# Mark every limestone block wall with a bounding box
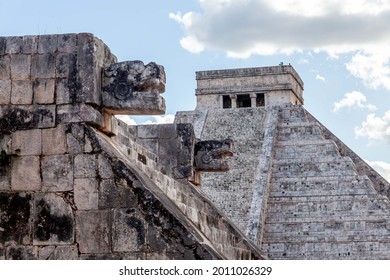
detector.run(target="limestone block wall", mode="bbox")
[0,33,265,260]
[262,106,390,259]
[110,117,266,260]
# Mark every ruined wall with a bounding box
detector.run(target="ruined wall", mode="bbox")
[109,117,265,259]
[0,33,264,260]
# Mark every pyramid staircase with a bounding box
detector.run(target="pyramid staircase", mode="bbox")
[262,106,390,259]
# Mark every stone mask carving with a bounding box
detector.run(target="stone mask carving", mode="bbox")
[194,139,233,171]
[102,60,166,115]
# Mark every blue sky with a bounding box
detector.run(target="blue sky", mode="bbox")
[1,0,389,180]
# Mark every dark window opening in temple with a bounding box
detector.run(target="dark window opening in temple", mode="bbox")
[222,95,232,108]
[237,94,251,108]
[256,93,265,107]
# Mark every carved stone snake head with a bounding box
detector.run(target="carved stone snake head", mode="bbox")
[102,61,166,115]
[193,139,233,172]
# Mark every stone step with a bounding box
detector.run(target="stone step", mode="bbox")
[262,227,390,243]
[264,208,390,223]
[270,177,378,197]
[266,196,390,214]
[271,174,359,183]
[279,107,308,121]
[274,139,340,158]
[264,219,388,236]
[272,156,355,165]
[276,122,324,141]
[271,157,358,178]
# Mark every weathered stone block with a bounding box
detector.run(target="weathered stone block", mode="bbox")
[38,245,78,260]
[98,154,114,179]
[67,134,83,154]
[137,125,158,138]
[33,193,74,245]
[74,178,98,210]
[57,34,77,53]
[139,139,158,155]
[6,246,37,260]
[56,53,76,78]
[158,124,177,139]
[38,34,57,53]
[0,55,10,79]
[77,33,100,105]
[98,179,117,208]
[33,79,55,104]
[158,137,178,172]
[42,125,67,155]
[11,156,41,191]
[66,124,84,154]
[56,78,71,104]
[0,192,31,244]
[42,155,73,192]
[76,210,111,254]
[6,36,22,53]
[33,105,56,128]
[112,208,145,252]
[0,172,10,191]
[0,80,11,104]
[74,154,96,178]
[98,179,137,209]
[1,105,56,130]
[57,104,103,126]
[12,129,41,156]
[0,37,6,55]
[22,36,38,53]
[31,54,55,79]
[10,54,30,79]
[11,80,33,105]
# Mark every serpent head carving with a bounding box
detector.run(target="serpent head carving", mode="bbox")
[102,60,166,115]
[194,139,233,171]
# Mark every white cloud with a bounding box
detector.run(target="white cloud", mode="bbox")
[115,115,137,125]
[171,0,390,56]
[346,51,390,90]
[143,115,175,125]
[355,110,390,142]
[171,0,390,88]
[115,114,175,125]
[333,91,377,112]
[365,160,390,182]
[315,74,326,82]
[298,58,309,65]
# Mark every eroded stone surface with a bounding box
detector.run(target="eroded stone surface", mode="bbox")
[11,156,41,191]
[76,210,111,254]
[0,193,31,244]
[41,155,73,191]
[33,193,74,245]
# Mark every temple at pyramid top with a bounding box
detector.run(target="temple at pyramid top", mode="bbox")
[195,64,304,110]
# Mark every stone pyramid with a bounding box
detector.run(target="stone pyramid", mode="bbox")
[0,33,389,259]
